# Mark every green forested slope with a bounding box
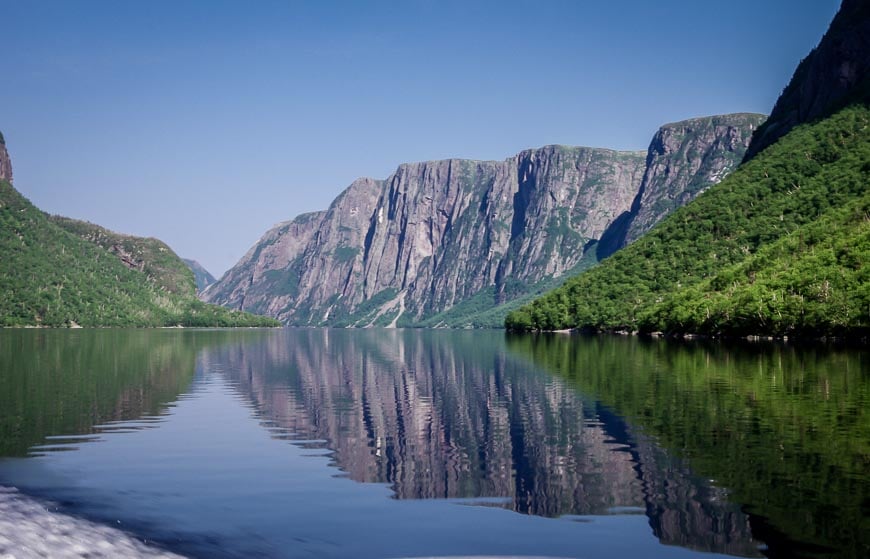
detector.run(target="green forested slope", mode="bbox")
[50,216,198,298]
[0,180,278,327]
[506,105,870,337]
[645,193,869,337]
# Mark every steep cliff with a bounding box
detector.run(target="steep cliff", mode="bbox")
[205,114,762,326]
[0,133,12,184]
[599,113,765,256]
[743,0,870,161]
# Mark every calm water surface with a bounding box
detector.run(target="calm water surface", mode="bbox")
[0,329,866,558]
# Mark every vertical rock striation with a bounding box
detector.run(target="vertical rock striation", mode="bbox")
[204,113,764,326]
[0,132,12,184]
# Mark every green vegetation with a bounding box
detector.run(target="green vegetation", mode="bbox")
[333,245,360,262]
[412,249,601,328]
[330,287,399,327]
[52,216,197,297]
[646,194,870,337]
[507,105,870,338]
[0,180,279,327]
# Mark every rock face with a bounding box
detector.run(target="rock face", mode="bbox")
[0,132,12,184]
[204,114,764,326]
[601,113,767,253]
[744,0,870,161]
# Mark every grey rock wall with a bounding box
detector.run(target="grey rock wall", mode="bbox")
[204,114,764,326]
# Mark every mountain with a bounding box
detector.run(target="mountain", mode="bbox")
[0,137,279,327]
[203,113,764,327]
[506,1,869,339]
[743,0,870,161]
[204,147,648,326]
[599,113,767,256]
[182,259,217,292]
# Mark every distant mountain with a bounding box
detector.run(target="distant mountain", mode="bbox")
[203,113,763,327]
[0,136,278,327]
[507,0,869,339]
[182,259,217,292]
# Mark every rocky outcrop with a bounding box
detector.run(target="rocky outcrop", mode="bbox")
[204,114,763,326]
[744,0,870,161]
[0,132,12,184]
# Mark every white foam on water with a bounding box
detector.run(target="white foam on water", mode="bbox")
[0,486,183,559]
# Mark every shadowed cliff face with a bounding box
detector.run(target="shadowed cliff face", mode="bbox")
[744,0,870,161]
[204,114,763,326]
[0,134,12,184]
[203,329,760,557]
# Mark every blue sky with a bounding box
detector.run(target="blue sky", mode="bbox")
[1,0,841,277]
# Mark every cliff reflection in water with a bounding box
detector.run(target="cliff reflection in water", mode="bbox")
[203,329,760,557]
[508,334,869,559]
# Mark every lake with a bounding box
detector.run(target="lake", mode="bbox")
[0,329,866,558]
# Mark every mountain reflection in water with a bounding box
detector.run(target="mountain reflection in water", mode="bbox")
[1,329,864,559]
[204,329,760,557]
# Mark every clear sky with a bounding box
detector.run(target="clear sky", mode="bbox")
[1,0,841,277]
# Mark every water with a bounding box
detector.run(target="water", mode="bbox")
[0,329,866,559]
